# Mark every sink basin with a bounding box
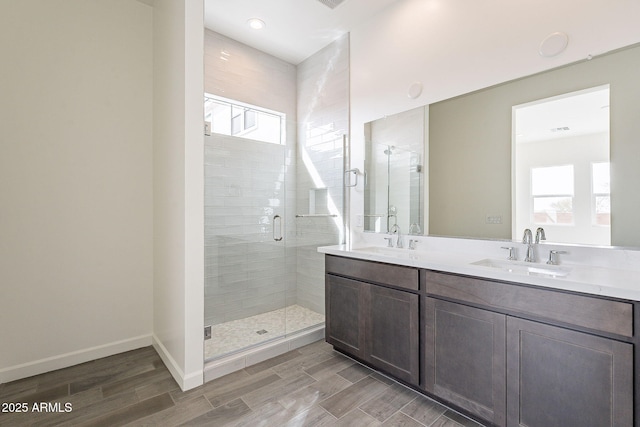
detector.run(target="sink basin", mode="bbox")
[471,258,571,278]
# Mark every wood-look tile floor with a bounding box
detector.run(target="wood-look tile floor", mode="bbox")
[0,341,486,427]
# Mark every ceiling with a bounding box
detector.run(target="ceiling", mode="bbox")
[515,86,610,144]
[203,0,400,64]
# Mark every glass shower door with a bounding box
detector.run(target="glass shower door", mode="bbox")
[204,132,288,361]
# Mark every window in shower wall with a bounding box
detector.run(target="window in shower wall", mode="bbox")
[204,94,285,145]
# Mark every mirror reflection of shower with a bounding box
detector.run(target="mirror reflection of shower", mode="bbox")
[364,141,423,233]
[363,106,426,235]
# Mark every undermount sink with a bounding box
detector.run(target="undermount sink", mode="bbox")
[471,258,571,278]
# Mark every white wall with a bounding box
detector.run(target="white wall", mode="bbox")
[152,0,205,391]
[0,0,154,383]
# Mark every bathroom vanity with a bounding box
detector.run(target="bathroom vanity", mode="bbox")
[321,245,640,427]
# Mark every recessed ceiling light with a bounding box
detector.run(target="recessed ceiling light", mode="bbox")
[247,18,265,30]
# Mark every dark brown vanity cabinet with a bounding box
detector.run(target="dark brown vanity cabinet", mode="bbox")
[425,269,635,427]
[506,317,633,427]
[424,298,506,426]
[367,283,419,384]
[325,255,420,385]
[326,256,636,427]
[325,274,366,359]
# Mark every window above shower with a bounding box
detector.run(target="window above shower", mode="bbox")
[204,93,286,145]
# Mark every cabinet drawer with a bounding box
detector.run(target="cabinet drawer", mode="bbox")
[424,270,633,338]
[326,255,419,291]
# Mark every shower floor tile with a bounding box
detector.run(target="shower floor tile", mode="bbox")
[205,305,325,360]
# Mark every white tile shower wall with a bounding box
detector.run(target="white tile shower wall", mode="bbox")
[204,30,296,116]
[295,34,350,315]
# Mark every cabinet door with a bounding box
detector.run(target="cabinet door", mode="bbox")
[366,285,420,385]
[506,317,633,427]
[424,298,506,426]
[325,275,366,359]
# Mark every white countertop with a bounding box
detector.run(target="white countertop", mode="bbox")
[319,243,640,301]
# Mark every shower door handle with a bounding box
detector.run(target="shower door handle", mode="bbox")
[273,215,283,241]
[344,168,360,188]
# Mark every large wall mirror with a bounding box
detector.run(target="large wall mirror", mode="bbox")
[364,43,640,248]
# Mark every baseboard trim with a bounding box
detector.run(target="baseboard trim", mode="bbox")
[152,334,203,391]
[0,334,153,384]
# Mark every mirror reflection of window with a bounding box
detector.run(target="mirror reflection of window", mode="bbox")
[531,165,574,225]
[592,162,611,226]
[514,85,610,246]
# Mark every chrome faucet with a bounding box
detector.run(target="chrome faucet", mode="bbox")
[522,228,535,262]
[389,224,403,248]
[535,227,546,244]
[547,249,567,265]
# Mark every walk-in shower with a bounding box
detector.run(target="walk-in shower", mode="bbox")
[203,96,346,362]
[201,28,349,375]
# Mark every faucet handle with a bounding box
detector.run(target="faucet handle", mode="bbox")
[384,237,393,248]
[547,250,567,265]
[408,239,418,250]
[501,246,517,260]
